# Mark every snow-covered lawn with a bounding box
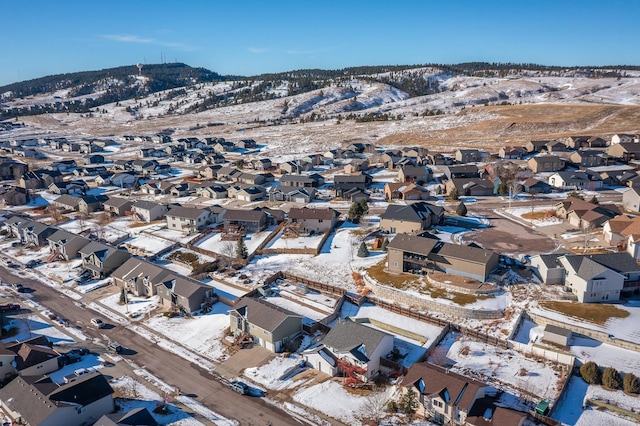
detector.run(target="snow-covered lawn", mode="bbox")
[47,354,105,384]
[293,380,397,425]
[506,206,563,227]
[101,293,159,319]
[2,314,76,345]
[429,332,563,404]
[244,355,308,391]
[195,226,276,255]
[123,233,175,256]
[530,301,640,345]
[112,376,236,426]
[144,303,231,361]
[266,231,325,250]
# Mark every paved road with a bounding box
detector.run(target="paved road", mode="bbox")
[0,267,307,426]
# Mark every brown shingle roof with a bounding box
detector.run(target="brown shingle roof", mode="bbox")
[288,207,338,220]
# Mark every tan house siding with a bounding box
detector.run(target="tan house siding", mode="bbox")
[379,218,424,234]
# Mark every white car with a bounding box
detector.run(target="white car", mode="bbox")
[90,318,105,329]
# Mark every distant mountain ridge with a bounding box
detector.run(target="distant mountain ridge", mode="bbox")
[1,62,640,122]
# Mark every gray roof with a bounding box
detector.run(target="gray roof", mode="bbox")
[380,202,443,223]
[431,242,498,266]
[544,324,572,338]
[0,376,57,425]
[47,228,91,246]
[53,194,81,207]
[288,207,338,220]
[103,196,133,208]
[131,200,164,211]
[167,206,208,220]
[233,298,301,332]
[387,234,439,256]
[534,254,563,269]
[223,208,266,222]
[112,257,168,283]
[157,274,211,299]
[560,255,610,279]
[323,319,392,362]
[580,252,640,274]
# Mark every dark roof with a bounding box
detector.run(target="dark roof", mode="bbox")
[380,202,444,223]
[322,320,392,362]
[53,194,81,207]
[103,196,133,208]
[167,206,208,219]
[387,234,439,256]
[96,407,159,426]
[288,207,338,220]
[49,372,114,407]
[403,363,485,411]
[223,208,266,222]
[232,298,301,332]
[131,200,164,210]
[544,324,572,338]
[560,255,611,279]
[533,254,562,269]
[584,252,640,274]
[0,376,58,425]
[431,242,498,266]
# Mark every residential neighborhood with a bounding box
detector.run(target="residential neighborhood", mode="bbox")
[1,72,640,425]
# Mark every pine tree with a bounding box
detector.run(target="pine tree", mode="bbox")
[602,367,622,390]
[381,237,389,252]
[580,361,601,385]
[236,238,248,259]
[119,287,128,305]
[357,242,370,258]
[449,187,459,201]
[623,372,640,394]
[399,388,418,419]
[589,195,599,204]
[456,202,468,217]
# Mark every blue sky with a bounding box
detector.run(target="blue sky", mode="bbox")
[2,0,639,86]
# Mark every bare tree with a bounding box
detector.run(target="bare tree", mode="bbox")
[362,390,391,424]
[219,241,236,270]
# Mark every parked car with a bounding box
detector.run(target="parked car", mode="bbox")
[63,367,91,383]
[24,259,39,268]
[229,381,249,395]
[107,341,122,353]
[0,303,20,312]
[91,318,106,328]
[11,283,25,293]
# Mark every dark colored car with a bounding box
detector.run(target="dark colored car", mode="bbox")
[12,283,25,293]
[0,303,20,312]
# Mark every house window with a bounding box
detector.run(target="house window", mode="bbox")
[433,399,443,408]
[318,219,323,223]
[180,217,185,222]
[393,262,398,267]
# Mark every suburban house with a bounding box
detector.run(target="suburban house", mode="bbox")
[130,200,169,223]
[112,257,167,297]
[228,184,267,202]
[47,180,87,196]
[47,229,92,261]
[383,182,430,201]
[5,216,32,241]
[398,165,432,184]
[525,140,549,153]
[622,188,640,213]
[306,319,394,382]
[268,185,316,203]
[2,336,60,376]
[611,134,638,144]
[498,146,527,159]
[103,197,133,216]
[602,215,640,260]
[95,408,159,426]
[79,241,130,279]
[279,160,313,174]
[22,221,58,247]
[548,171,603,191]
[344,159,369,174]
[556,253,640,302]
[387,234,499,282]
[333,174,372,197]
[279,174,324,188]
[379,202,445,234]
[401,362,527,426]
[0,185,28,206]
[78,194,108,214]
[521,177,553,194]
[0,159,28,180]
[223,209,268,233]
[51,194,81,211]
[455,149,481,163]
[196,182,229,199]
[287,207,340,233]
[530,254,564,285]
[229,298,303,353]
[569,150,609,168]
[546,140,566,152]
[607,142,640,163]
[443,165,479,180]
[527,155,563,173]
[444,178,496,197]
[165,206,212,233]
[155,274,214,314]
[555,197,620,229]
[0,373,115,426]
